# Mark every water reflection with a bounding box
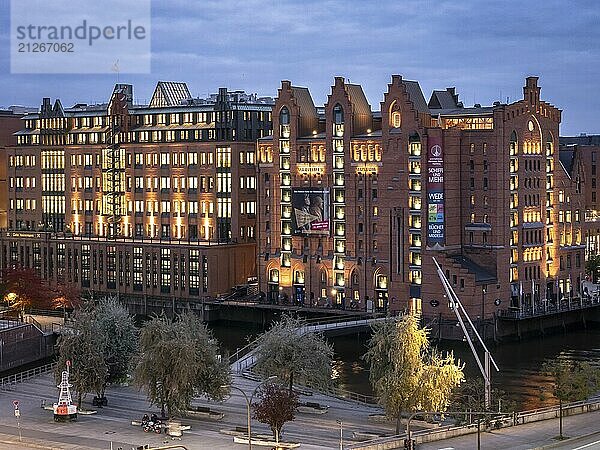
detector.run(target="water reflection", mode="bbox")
[207,321,600,411]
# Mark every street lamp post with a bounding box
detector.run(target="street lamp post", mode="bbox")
[336,419,343,450]
[222,376,276,450]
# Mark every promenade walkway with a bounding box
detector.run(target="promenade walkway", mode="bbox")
[418,409,600,450]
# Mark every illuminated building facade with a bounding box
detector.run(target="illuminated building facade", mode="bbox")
[258,76,586,333]
[0,109,26,229]
[1,82,273,301]
[559,137,600,259]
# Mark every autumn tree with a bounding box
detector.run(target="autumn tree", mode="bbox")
[253,315,333,393]
[253,382,299,443]
[2,267,53,317]
[134,312,230,417]
[55,306,107,408]
[51,283,82,319]
[364,313,464,434]
[541,360,600,439]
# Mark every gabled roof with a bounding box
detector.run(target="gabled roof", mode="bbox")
[150,82,192,108]
[290,86,317,117]
[346,84,371,116]
[559,149,575,177]
[429,88,459,110]
[403,81,429,114]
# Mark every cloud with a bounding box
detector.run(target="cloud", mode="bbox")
[0,0,599,134]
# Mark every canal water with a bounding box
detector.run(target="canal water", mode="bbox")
[208,321,600,411]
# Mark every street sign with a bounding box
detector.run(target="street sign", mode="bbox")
[66,360,71,367]
[12,400,19,408]
[14,409,20,418]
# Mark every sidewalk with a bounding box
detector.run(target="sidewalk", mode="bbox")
[418,409,600,450]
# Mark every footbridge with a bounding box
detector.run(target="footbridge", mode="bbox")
[229,316,390,374]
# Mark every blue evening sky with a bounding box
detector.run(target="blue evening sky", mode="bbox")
[0,0,599,136]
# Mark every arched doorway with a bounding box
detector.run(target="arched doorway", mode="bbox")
[293,269,305,306]
[375,274,389,312]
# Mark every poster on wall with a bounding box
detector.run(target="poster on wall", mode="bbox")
[427,135,445,247]
[292,188,330,235]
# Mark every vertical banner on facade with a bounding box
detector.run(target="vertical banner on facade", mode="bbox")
[427,136,445,246]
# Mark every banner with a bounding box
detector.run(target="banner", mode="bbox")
[427,136,445,245]
[291,188,330,235]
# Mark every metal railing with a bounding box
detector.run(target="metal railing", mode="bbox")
[309,383,377,405]
[346,394,600,449]
[229,316,387,370]
[499,295,600,319]
[0,362,56,390]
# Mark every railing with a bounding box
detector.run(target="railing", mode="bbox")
[346,394,600,449]
[299,317,389,335]
[229,316,387,371]
[23,315,64,334]
[0,362,56,390]
[310,383,377,405]
[498,295,600,319]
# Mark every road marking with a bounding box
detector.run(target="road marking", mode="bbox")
[573,439,600,450]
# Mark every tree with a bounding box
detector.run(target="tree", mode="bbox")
[51,283,82,318]
[55,297,138,407]
[541,360,600,439]
[585,254,600,284]
[2,267,53,317]
[93,297,138,399]
[253,382,299,443]
[55,306,107,408]
[134,312,230,417]
[252,315,333,393]
[450,378,517,425]
[364,313,464,434]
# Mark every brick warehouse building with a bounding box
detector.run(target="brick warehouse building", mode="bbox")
[257,76,590,337]
[0,82,273,304]
[559,137,600,259]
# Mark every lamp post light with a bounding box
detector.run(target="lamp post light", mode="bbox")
[221,376,277,450]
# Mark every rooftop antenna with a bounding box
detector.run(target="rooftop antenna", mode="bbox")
[433,257,499,409]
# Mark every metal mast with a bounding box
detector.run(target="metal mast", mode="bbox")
[57,367,73,406]
[432,257,500,409]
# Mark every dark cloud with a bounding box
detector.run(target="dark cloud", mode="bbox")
[0,0,599,134]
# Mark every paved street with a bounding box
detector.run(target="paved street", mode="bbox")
[419,410,600,450]
[0,372,390,449]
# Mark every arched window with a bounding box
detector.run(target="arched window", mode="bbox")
[546,132,554,156]
[510,130,518,156]
[376,274,388,290]
[294,270,305,284]
[279,106,290,125]
[269,268,279,283]
[389,100,401,128]
[409,132,421,156]
[333,104,344,124]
